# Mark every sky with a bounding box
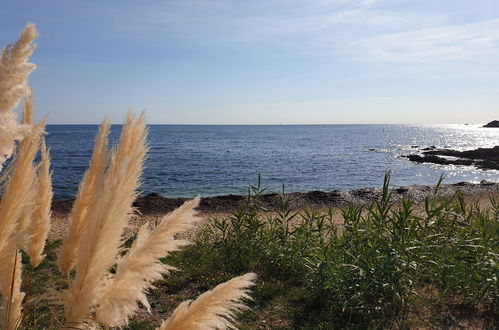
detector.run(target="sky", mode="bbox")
[1,0,499,124]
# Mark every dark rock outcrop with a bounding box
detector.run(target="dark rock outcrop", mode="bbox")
[404,146,499,170]
[483,120,499,128]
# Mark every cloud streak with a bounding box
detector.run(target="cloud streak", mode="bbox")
[110,0,446,51]
[359,18,499,63]
[105,0,499,81]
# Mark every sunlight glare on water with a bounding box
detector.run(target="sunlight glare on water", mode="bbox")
[46,124,499,199]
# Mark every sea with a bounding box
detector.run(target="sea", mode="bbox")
[45,124,499,200]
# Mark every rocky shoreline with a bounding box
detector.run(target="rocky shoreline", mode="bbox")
[404,146,499,170]
[51,181,499,216]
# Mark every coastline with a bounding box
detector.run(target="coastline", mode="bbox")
[51,180,499,216]
[44,179,499,328]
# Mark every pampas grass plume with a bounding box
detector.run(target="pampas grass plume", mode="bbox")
[63,112,148,325]
[0,97,43,256]
[0,92,43,329]
[0,24,256,330]
[0,23,37,168]
[57,117,110,276]
[158,273,257,330]
[25,139,52,267]
[96,197,201,326]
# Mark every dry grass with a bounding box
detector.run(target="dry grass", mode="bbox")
[57,117,110,276]
[0,24,255,330]
[0,23,36,168]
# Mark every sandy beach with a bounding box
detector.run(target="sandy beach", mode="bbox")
[48,181,499,241]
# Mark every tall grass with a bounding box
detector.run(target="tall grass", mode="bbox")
[0,24,255,329]
[180,174,498,328]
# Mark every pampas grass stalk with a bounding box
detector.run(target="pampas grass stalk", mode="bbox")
[0,23,37,168]
[95,197,201,327]
[63,112,148,325]
[157,273,257,330]
[18,93,52,268]
[0,93,43,329]
[57,118,110,276]
[25,139,52,268]
[13,96,46,245]
[0,94,43,255]
[2,252,24,330]
[0,24,256,329]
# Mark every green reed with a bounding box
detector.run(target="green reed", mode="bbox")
[170,173,497,328]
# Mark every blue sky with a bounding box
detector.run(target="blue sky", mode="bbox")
[1,0,499,124]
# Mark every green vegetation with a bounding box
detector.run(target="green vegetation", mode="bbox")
[20,175,498,328]
[161,174,498,329]
[5,22,496,330]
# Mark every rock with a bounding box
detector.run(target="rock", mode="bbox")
[302,190,346,205]
[396,187,408,194]
[51,199,74,216]
[480,180,495,186]
[133,194,187,214]
[407,154,454,165]
[405,146,499,170]
[483,120,499,128]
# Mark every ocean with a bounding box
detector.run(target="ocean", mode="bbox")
[45,124,499,200]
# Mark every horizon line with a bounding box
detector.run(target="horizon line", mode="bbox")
[44,122,492,126]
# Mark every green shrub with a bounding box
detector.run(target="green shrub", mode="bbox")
[193,173,498,328]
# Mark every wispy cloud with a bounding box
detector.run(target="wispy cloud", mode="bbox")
[106,0,499,80]
[371,96,399,101]
[359,18,499,63]
[110,0,446,52]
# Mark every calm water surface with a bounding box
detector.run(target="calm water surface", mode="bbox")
[45,124,499,199]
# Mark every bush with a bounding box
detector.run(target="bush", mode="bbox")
[195,174,498,328]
